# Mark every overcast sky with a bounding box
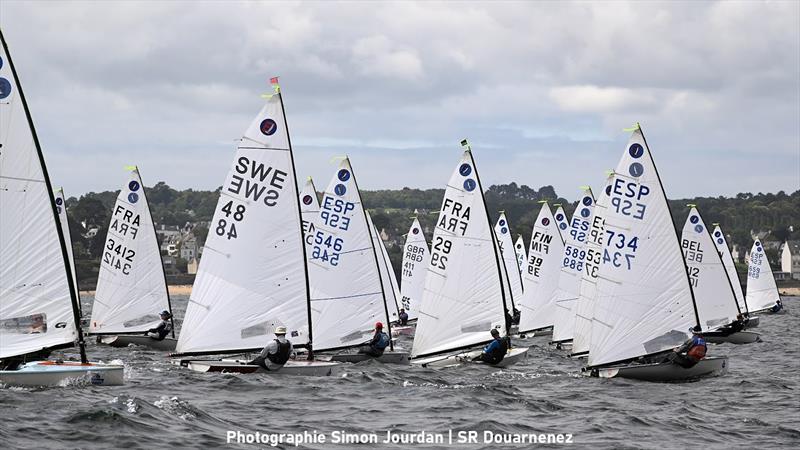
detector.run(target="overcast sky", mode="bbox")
[2,1,798,199]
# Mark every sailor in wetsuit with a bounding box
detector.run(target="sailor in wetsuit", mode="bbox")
[771,299,784,313]
[472,329,509,365]
[359,322,391,357]
[717,314,745,336]
[398,309,409,326]
[248,326,295,371]
[146,311,173,341]
[667,326,707,368]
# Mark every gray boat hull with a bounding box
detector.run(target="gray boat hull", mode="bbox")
[594,356,728,382]
[100,335,177,351]
[702,331,761,345]
[328,351,410,365]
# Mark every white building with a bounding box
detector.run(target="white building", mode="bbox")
[780,241,800,280]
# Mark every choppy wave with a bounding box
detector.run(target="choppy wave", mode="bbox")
[2,296,799,449]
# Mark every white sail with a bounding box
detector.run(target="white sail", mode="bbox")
[399,218,428,321]
[0,37,78,358]
[309,159,390,351]
[588,126,697,368]
[681,207,740,330]
[176,93,309,354]
[514,235,527,276]
[712,225,747,312]
[55,188,81,313]
[554,205,569,239]
[90,168,171,334]
[552,189,596,343]
[573,177,613,356]
[300,177,320,265]
[367,211,402,322]
[516,203,564,333]
[411,149,509,358]
[494,213,524,304]
[746,239,780,312]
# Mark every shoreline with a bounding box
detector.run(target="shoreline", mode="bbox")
[81,285,193,296]
[779,286,800,297]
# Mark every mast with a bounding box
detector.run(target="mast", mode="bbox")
[277,88,315,359]
[1,31,87,363]
[137,167,176,338]
[464,141,511,336]
[350,161,394,351]
[639,126,701,329]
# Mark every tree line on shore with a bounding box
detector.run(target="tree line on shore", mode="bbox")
[62,182,799,288]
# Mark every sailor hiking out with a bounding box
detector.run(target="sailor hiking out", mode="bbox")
[472,329,510,365]
[359,322,391,357]
[666,326,707,368]
[248,326,295,371]
[146,311,173,341]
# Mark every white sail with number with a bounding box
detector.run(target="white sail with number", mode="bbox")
[712,225,747,312]
[745,239,780,312]
[681,207,740,330]
[411,149,510,358]
[495,213,524,303]
[176,91,309,355]
[517,203,564,333]
[552,189,596,343]
[588,126,697,368]
[308,159,390,351]
[90,168,171,335]
[0,41,79,359]
[399,218,428,321]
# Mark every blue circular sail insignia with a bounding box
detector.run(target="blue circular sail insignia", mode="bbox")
[582,196,593,206]
[581,208,591,218]
[463,179,476,192]
[560,223,567,230]
[0,78,11,100]
[129,180,140,192]
[302,195,313,205]
[459,164,472,177]
[629,143,644,158]
[337,169,350,182]
[542,218,550,226]
[501,227,508,234]
[334,184,347,196]
[128,192,139,203]
[499,219,506,227]
[55,197,63,206]
[605,185,612,196]
[556,214,564,221]
[695,224,704,233]
[412,228,419,235]
[629,162,644,177]
[690,215,699,224]
[714,231,721,237]
[717,238,724,244]
[260,118,278,136]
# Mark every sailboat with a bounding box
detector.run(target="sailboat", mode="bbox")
[495,213,524,304]
[681,207,760,344]
[712,225,759,327]
[514,235,527,276]
[367,211,403,325]
[398,216,428,325]
[586,124,727,381]
[516,201,564,336]
[745,238,782,313]
[171,81,338,376]
[89,167,177,351]
[54,188,82,319]
[410,141,528,368]
[551,188,596,347]
[307,158,409,364]
[572,176,613,358]
[0,31,123,386]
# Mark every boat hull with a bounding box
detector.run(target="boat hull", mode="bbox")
[0,361,124,387]
[744,316,760,328]
[328,351,409,365]
[391,326,415,337]
[100,335,177,351]
[594,356,728,382]
[412,347,529,369]
[184,359,339,376]
[702,331,761,345]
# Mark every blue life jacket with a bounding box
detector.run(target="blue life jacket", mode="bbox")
[375,332,390,350]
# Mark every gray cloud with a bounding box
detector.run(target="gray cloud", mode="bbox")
[2,0,797,199]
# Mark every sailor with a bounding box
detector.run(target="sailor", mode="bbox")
[668,326,707,368]
[358,322,391,357]
[512,307,521,326]
[398,309,409,326]
[472,329,509,364]
[29,314,46,334]
[248,326,295,371]
[718,314,745,336]
[146,311,173,341]
[771,298,784,313]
